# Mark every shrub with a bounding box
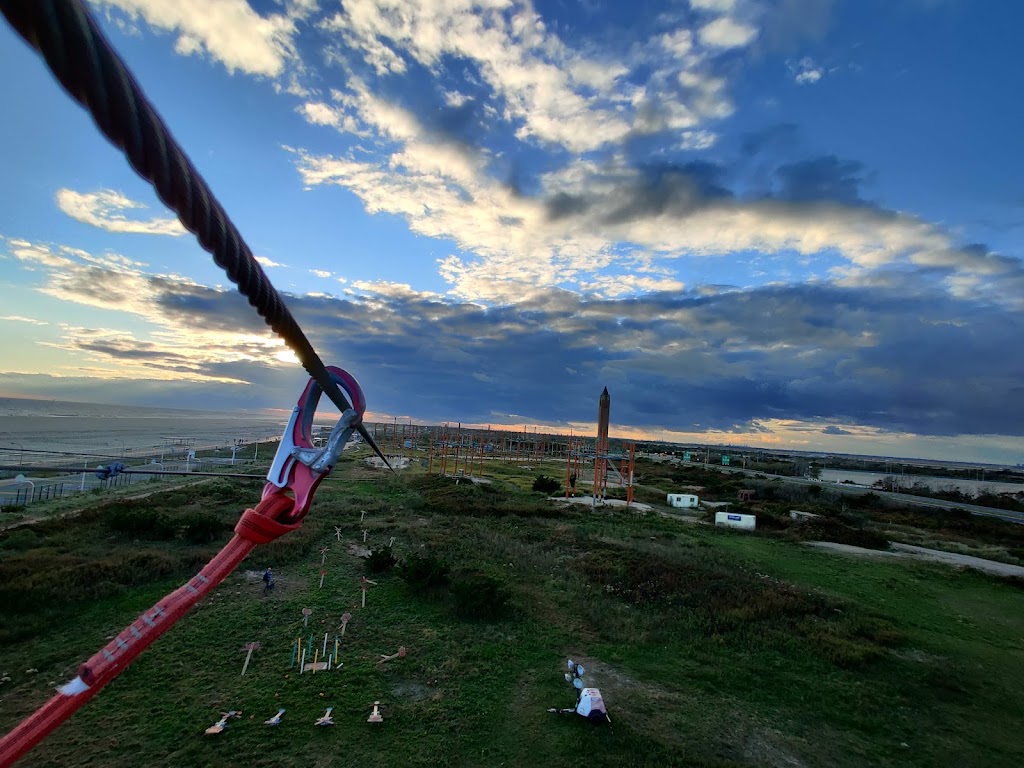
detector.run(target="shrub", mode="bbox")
[797,517,890,550]
[180,512,229,544]
[105,505,176,539]
[0,529,38,551]
[398,551,450,590]
[532,475,560,494]
[449,570,510,620]
[365,546,397,574]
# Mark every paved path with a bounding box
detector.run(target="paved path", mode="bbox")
[549,495,654,512]
[807,541,1024,577]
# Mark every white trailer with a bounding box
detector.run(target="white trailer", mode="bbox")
[667,493,699,508]
[715,512,756,530]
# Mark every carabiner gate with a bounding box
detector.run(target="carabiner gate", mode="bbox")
[264,366,366,523]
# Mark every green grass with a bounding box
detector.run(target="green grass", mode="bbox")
[1,463,1022,767]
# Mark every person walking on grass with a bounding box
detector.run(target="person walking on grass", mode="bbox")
[262,567,275,594]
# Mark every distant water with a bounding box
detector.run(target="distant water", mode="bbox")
[0,397,272,420]
[0,397,285,462]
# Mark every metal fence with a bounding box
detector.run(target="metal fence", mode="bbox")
[0,472,141,509]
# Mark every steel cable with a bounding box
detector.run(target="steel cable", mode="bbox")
[0,0,390,467]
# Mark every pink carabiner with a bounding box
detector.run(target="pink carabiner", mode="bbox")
[263,366,366,524]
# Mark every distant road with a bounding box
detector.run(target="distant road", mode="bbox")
[650,460,1024,524]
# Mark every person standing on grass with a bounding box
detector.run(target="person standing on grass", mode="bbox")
[262,567,275,594]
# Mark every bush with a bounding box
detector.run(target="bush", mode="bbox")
[105,505,176,539]
[449,570,510,620]
[365,546,397,574]
[398,551,450,590]
[0,529,38,551]
[532,475,560,494]
[796,517,890,550]
[180,512,229,544]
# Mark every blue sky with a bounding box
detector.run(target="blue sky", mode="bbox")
[1,0,1022,463]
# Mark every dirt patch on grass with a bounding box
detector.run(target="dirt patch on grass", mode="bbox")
[392,680,440,702]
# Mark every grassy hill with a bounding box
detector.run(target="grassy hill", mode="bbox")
[1,457,1022,767]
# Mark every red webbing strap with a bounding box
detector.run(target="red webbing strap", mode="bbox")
[0,495,295,767]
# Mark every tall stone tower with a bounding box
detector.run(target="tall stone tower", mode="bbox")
[595,387,610,501]
[597,387,610,447]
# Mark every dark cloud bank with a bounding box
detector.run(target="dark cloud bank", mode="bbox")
[18,268,1023,440]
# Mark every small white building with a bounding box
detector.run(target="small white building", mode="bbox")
[667,493,699,508]
[715,512,757,530]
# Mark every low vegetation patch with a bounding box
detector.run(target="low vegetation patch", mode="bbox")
[397,550,450,591]
[2,459,1022,768]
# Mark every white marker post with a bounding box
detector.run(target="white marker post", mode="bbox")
[320,546,329,565]
[240,642,260,676]
[363,530,368,543]
[319,569,327,589]
[389,536,395,548]
[302,607,312,627]
[360,510,366,523]
[339,612,352,637]
[335,526,343,542]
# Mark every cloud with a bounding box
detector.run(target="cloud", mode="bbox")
[89,0,308,77]
[822,425,852,435]
[773,156,868,204]
[0,315,48,325]
[1,237,290,384]
[292,121,1023,311]
[55,188,186,236]
[4,234,1023,456]
[310,269,334,278]
[313,0,747,153]
[255,256,287,268]
[791,56,825,84]
[699,17,758,48]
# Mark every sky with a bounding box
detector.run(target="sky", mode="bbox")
[0,0,1022,464]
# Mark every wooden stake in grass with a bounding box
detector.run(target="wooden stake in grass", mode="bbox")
[319,569,327,589]
[205,710,241,735]
[264,709,285,726]
[361,577,377,608]
[367,701,383,724]
[240,642,260,677]
[335,526,343,541]
[363,530,368,543]
[315,707,334,726]
[376,646,406,665]
[389,536,395,548]
[320,546,329,565]
[360,510,366,523]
